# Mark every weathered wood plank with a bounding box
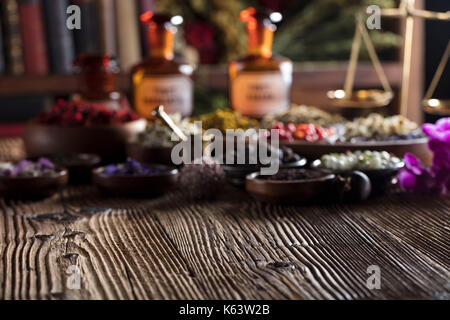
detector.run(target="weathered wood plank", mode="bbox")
[0,138,449,300]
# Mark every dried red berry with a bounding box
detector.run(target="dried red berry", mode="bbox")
[36,100,140,126]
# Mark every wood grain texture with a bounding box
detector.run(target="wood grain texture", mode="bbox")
[0,138,449,300]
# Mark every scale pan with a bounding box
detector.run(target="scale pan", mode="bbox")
[327,89,394,108]
[423,99,450,115]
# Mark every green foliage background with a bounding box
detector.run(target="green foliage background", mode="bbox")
[156,0,401,63]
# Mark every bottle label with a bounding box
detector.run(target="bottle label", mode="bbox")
[135,75,193,117]
[231,71,290,118]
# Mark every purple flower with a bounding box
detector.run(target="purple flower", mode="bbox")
[423,118,450,169]
[38,157,55,170]
[398,169,417,189]
[399,153,436,193]
[404,153,424,175]
[125,159,142,175]
[102,159,164,176]
[423,117,450,143]
[12,160,33,177]
[104,165,119,175]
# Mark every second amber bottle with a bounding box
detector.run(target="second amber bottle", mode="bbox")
[132,13,194,118]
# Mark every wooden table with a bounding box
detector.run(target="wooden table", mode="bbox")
[0,138,449,300]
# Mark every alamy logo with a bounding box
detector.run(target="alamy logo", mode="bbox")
[366,265,381,290]
[366,5,381,30]
[66,5,81,30]
[66,265,81,290]
[171,122,281,176]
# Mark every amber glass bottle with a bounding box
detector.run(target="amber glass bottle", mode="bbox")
[131,13,194,118]
[72,54,130,110]
[229,8,292,118]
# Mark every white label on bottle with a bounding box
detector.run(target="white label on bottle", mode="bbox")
[136,75,193,116]
[231,71,290,118]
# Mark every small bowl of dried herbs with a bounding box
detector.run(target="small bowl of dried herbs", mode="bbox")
[92,159,178,197]
[0,158,68,199]
[24,99,146,162]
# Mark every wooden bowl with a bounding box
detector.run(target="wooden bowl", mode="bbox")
[92,164,178,197]
[23,119,147,162]
[223,158,307,188]
[281,137,432,165]
[127,134,205,166]
[126,143,174,166]
[0,169,68,199]
[246,169,336,204]
[311,160,404,195]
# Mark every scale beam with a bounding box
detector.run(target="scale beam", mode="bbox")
[352,0,450,118]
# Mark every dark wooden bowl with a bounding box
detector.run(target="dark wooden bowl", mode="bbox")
[92,165,179,197]
[0,169,68,199]
[223,158,307,188]
[127,134,204,166]
[23,119,147,162]
[280,137,432,165]
[126,143,173,166]
[246,169,336,204]
[311,159,404,195]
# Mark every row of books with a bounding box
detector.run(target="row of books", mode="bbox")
[0,0,155,76]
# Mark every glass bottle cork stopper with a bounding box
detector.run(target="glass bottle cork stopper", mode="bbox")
[240,7,281,31]
[240,7,282,58]
[140,12,184,60]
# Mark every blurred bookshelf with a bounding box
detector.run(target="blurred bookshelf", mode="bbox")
[0,0,425,127]
[0,62,403,96]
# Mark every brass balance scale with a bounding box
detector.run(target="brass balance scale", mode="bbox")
[328,0,450,116]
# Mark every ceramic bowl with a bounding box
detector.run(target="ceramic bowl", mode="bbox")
[92,164,178,197]
[23,119,147,162]
[0,169,69,199]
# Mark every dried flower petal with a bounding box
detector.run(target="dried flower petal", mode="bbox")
[38,157,55,170]
[36,100,139,126]
[101,159,165,176]
[0,159,57,178]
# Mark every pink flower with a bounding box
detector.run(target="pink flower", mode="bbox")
[399,118,449,195]
[423,117,450,143]
[398,153,437,194]
[404,153,424,175]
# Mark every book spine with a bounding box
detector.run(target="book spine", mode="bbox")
[0,15,5,73]
[98,0,117,57]
[71,0,100,55]
[18,0,49,75]
[115,0,141,71]
[1,0,25,75]
[42,0,76,74]
[137,0,155,57]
